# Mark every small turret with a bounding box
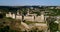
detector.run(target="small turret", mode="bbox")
[40,11,44,22]
[27,9,30,15]
[17,10,20,15]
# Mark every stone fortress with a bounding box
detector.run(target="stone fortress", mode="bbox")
[6,10,45,22]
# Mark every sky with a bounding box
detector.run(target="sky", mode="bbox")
[0,0,60,6]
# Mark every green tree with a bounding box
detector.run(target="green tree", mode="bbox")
[46,16,58,32]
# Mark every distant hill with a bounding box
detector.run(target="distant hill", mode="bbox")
[0,6,60,16]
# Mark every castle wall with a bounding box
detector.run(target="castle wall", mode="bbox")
[6,12,46,22]
[16,15,22,20]
[24,16,34,21]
